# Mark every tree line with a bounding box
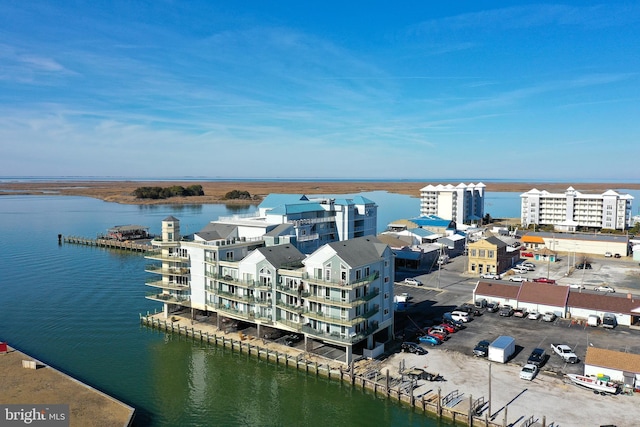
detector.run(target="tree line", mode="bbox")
[133,185,204,199]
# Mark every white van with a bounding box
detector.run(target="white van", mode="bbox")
[451,311,470,322]
[587,314,600,327]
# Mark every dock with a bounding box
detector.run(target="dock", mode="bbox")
[62,235,154,252]
[0,343,135,427]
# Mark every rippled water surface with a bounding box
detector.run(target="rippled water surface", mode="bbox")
[0,194,455,427]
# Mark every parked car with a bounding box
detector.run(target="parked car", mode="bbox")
[576,263,592,270]
[614,253,621,258]
[499,305,514,317]
[403,277,423,286]
[509,275,527,282]
[594,285,615,293]
[401,342,427,355]
[442,318,465,330]
[456,303,483,316]
[522,262,535,269]
[520,364,538,381]
[568,283,585,289]
[542,312,557,322]
[438,323,456,334]
[604,252,612,257]
[480,272,501,280]
[519,264,536,271]
[533,277,556,284]
[486,302,500,313]
[527,348,547,367]
[426,329,448,341]
[473,340,491,357]
[418,334,442,346]
[475,299,488,308]
[527,311,541,320]
[512,266,529,274]
[513,308,528,318]
[284,334,303,346]
[521,251,534,257]
[451,311,470,322]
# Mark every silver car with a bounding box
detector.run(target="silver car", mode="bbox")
[519,364,538,381]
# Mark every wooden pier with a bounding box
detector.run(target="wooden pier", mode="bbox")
[62,235,154,252]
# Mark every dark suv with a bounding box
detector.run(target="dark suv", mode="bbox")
[575,263,592,269]
[527,348,547,367]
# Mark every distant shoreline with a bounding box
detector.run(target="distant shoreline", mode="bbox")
[1,180,638,205]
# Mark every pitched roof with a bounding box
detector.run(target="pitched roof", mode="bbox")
[255,244,305,268]
[195,223,237,241]
[517,282,569,306]
[475,281,521,299]
[326,236,388,267]
[376,234,412,248]
[567,292,640,316]
[585,347,640,374]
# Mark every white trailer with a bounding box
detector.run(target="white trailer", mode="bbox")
[488,336,515,363]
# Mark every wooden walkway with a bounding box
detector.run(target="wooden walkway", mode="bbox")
[63,235,154,252]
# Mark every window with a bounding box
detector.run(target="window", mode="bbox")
[384,308,389,316]
[384,277,389,283]
[226,251,234,261]
[470,263,476,272]
[384,292,389,299]
[355,270,362,280]
[471,249,476,257]
[479,249,485,257]
[488,250,494,258]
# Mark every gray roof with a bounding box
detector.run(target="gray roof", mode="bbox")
[194,223,237,241]
[264,223,294,237]
[485,236,508,248]
[326,235,388,267]
[163,215,180,222]
[255,244,305,268]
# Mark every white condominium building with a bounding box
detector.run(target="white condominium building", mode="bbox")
[419,183,485,224]
[520,187,633,231]
[145,215,394,364]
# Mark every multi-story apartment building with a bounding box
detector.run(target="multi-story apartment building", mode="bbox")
[520,187,633,231]
[146,216,394,364]
[419,183,485,224]
[258,194,378,254]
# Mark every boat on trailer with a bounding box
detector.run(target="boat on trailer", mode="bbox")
[566,374,619,394]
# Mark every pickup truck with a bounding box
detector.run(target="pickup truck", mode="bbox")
[550,343,579,364]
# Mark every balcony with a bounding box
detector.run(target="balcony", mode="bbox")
[145,265,190,276]
[205,272,272,290]
[208,303,253,321]
[145,279,190,291]
[146,292,191,307]
[145,253,189,263]
[301,270,379,289]
[276,301,304,313]
[275,284,309,297]
[217,290,253,303]
[301,324,378,344]
[274,317,303,332]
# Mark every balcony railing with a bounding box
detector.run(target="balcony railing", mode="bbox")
[300,325,372,344]
[276,301,304,313]
[274,317,303,332]
[145,279,190,291]
[205,272,272,289]
[145,265,190,276]
[144,253,189,262]
[146,292,191,307]
[300,270,379,289]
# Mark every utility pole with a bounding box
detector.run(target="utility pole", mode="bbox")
[488,362,492,417]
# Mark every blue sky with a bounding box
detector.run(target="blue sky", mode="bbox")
[1,1,639,180]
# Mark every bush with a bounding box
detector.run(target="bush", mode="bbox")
[133,185,204,199]
[223,190,252,200]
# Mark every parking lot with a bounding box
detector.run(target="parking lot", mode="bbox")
[392,254,640,373]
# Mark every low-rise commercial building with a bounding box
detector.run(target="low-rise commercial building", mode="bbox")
[467,236,520,276]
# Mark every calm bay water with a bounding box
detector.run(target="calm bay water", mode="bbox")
[0,193,454,427]
[1,187,636,425]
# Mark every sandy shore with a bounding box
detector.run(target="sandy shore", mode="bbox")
[1,180,639,205]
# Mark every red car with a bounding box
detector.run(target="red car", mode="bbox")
[533,277,556,284]
[438,323,456,334]
[521,252,534,258]
[426,328,448,341]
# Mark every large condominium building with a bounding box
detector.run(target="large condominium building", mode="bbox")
[520,187,634,231]
[419,183,485,224]
[145,215,394,364]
